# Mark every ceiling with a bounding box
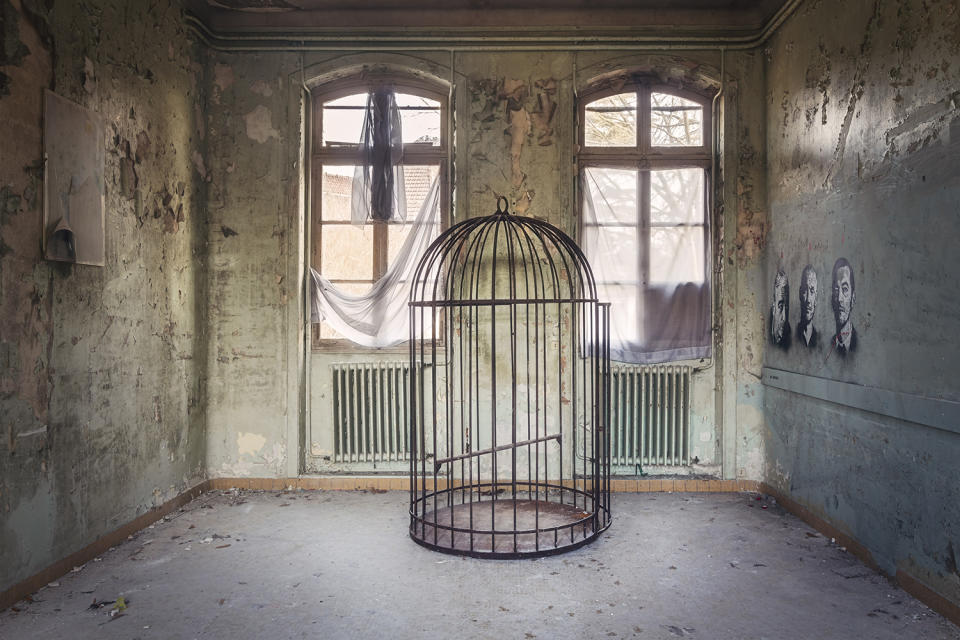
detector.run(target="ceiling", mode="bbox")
[185,0,793,37]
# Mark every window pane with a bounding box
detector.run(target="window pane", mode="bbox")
[321,225,374,280]
[584,93,637,147]
[582,225,637,283]
[583,167,638,225]
[597,283,640,344]
[321,166,357,221]
[389,165,440,267]
[650,227,705,283]
[323,92,442,147]
[396,93,441,146]
[327,94,368,107]
[650,168,705,224]
[323,93,367,146]
[401,165,441,219]
[319,323,344,340]
[651,92,703,147]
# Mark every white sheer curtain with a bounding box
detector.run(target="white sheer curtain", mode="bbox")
[581,168,711,364]
[311,176,441,347]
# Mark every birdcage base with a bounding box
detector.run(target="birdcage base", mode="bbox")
[410,490,609,558]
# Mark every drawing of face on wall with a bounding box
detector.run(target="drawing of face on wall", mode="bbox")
[831,257,857,356]
[797,264,818,348]
[769,268,791,349]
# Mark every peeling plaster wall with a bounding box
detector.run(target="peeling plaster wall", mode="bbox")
[204,48,767,481]
[202,50,301,479]
[1,4,780,593]
[730,50,770,482]
[460,53,570,228]
[763,0,960,606]
[0,0,207,593]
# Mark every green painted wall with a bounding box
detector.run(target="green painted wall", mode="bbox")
[0,0,207,592]
[2,0,777,598]
[763,0,960,605]
[202,47,768,482]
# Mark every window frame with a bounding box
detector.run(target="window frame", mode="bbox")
[577,81,712,353]
[578,84,711,162]
[310,75,450,350]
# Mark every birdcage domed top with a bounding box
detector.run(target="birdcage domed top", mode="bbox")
[410,197,599,305]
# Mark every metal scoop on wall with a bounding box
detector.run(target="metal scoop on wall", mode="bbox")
[46,212,76,262]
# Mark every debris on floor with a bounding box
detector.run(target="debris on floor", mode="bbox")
[88,598,116,610]
[1,492,956,640]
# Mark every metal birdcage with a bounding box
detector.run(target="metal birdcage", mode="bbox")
[408,196,611,558]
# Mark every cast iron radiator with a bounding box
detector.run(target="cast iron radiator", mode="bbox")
[331,361,691,469]
[331,362,417,464]
[609,364,692,469]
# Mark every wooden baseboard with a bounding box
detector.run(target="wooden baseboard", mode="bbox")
[0,480,212,612]
[209,476,762,493]
[760,482,959,629]
[896,569,960,628]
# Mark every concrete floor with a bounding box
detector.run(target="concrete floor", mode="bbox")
[2,489,958,640]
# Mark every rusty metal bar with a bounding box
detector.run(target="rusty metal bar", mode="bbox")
[433,433,562,471]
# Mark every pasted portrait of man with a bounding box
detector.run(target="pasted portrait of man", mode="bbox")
[797,264,818,348]
[831,257,857,356]
[770,268,791,349]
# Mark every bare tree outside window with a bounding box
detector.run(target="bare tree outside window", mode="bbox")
[582,91,703,149]
[650,92,703,147]
[584,92,637,147]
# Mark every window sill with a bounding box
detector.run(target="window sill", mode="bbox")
[311,340,445,356]
[312,341,410,355]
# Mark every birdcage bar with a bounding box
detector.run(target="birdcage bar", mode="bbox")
[408,197,611,558]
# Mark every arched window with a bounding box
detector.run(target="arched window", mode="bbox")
[579,83,712,364]
[310,76,449,346]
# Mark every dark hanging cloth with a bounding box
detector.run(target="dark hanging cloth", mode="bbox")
[352,88,406,224]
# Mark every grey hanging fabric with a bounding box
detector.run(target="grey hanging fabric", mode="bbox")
[581,170,711,364]
[351,88,406,224]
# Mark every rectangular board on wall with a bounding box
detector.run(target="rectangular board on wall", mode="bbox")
[43,90,105,266]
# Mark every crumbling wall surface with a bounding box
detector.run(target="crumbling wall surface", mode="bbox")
[213,48,768,480]
[458,53,570,230]
[202,50,300,479]
[763,0,960,605]
[0,0,207,593]
[725,49,769,481]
